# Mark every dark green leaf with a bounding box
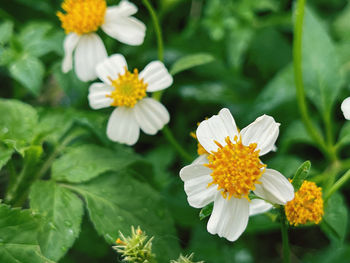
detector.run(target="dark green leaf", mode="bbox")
[291,161,311,191]
[29,180,84,261]
[170,53,215,75]
[321,193,348,243]
[0,99,38,154]
[0,20,14,45]
[302,8,344,117]
[9,54,44,96]
[68,172,180,262]
[52,144,139,183]
[199,203,213,220]
[0,144,14,170]
[0,204,54,263]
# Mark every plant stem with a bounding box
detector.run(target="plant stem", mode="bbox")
[280,207,291,263]
[293,0,335,162]
[162,126,193,162]
[324,169,350,202]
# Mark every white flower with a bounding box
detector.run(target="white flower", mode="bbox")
[58,0,146,82]
[341,97,350,120]
[180,108,294,242]
[88,54,173,145]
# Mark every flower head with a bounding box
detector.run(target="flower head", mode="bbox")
[57,0,146,81]
[88,54,173,145]
[285,180,324,226]
[180,108,294,241]
[341,97,350,120]
[113,226,155,263]
[171,253,204,263]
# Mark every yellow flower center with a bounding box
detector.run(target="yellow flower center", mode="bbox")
[107,68,147,108]
[285,180,324,226]
[57,0,107,35]
[205,136,266,200]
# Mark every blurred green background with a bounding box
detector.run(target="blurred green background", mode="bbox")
[1,0,350,262]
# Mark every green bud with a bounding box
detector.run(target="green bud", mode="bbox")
[170,253,204,263]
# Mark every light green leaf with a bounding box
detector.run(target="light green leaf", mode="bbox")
[321,193,348,243]
[170,53,215,75]
[69,172,180,262]
[9,54,44,96]
[0,204,55,263]
[302,8,344,117]
[52,144,139,183]
[0,144,14,170]
[30,181,84,261]
[199,203,213,220]
[0,99,38,154]
[0,20,14,45]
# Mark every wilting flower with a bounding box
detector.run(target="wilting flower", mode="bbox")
[285,180,324,226]
[341,97,350,120]
[113,226,155,263]
[180,108,294,241]
[57,0,146,81]
[88,54,173,145]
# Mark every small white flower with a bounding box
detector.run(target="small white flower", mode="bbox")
[88,54,173,145]
[58,0,146,81]
[341,97,350,120]
[180,108,294,242]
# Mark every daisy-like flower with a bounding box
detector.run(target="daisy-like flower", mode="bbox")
[180,108,294,242]
[341,97,350,120]
[88,54,173,145]
[57,0,146,81]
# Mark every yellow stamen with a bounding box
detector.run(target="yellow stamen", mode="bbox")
[205,136,265,200]
[57,0,107,35]
[285,180,324,226]
[116,238,126,245]
[107,67,147,108]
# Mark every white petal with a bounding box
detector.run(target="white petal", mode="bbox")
[133,98,170,135]
[106,107,140,145]
[240,115,280,156]
[179,164,216,208]
[196,108,239,153]
[207,195,249,242]
[106,1,138,16]
[192,154,209,165]
[139,61,173,92]
[96,54,127,85]
[254,169,294,205]
[102,6,146,46]
[249,199,273,216]
[341,97,350,120]
[74,33,107,82]
[62,33,80,73]
[88,83,114,109]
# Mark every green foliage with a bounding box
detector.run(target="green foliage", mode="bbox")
[0,144,13,170]
[199,203,213,221]
[29,180,84,261]
[69,172,180,262]
[170,53,215,75]
[51,144,139,183]
[291,161,311,191]
[0,20,14,45]
[0,204,54,263]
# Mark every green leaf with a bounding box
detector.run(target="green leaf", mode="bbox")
[170,53,215,75]
[302,8,344,117]
[29,180,84,261]
[9,54,44,96]
[337,122,350,149]
[69,172,180,262]
[280,120,314,152]
[0,20,14,45]
[0,99,38,154]
[0,204,54,263]
[199,203,213,220]
[291,161,311,191]
[0,144,14,170]
[52,144,139,183]
[321,193,348,243]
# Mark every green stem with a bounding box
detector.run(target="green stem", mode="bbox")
[293,0,335,162]
[162,126,192,162]
[280,207,291,263]
[324,169,350,202]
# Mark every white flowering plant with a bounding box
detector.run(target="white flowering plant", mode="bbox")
[0,0,350,262]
